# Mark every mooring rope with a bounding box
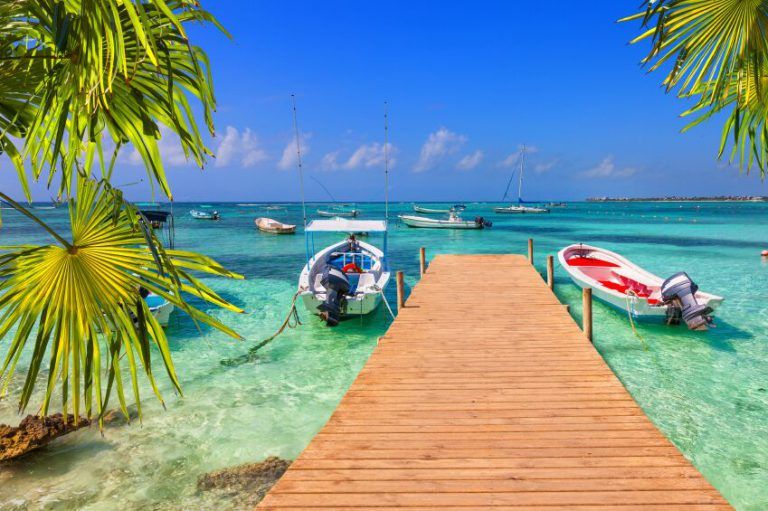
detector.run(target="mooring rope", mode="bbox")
[624,290,648,350]
[221,291,303,367]
[375,285,396,320]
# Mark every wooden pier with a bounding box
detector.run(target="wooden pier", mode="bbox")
[259,254,730,509]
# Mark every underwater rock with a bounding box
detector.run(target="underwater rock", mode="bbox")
[197,456,291,507]
[0,414,90,461]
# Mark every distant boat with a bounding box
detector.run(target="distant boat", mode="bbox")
[190,209,220,220]
[399,210,491,229]
[255,217,296,234]
[412,204,465,214]
[199,204,214,209]
[494,145,550,214]
[264,204,287,211]
[146,293,174,327]
[558,243,723,330]
[317,207,359,218]
[547,202,567,207]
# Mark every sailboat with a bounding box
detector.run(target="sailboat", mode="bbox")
[494,145,549,214]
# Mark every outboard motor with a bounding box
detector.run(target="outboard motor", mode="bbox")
[660,272,712,330]
[317,264,350,326]
[475,216,493,228]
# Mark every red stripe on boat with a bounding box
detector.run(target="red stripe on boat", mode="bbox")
[567,257,619,268]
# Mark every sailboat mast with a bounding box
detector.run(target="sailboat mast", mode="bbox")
[384,101,390,224]
[517,145,525,205]
[291,94,308,230]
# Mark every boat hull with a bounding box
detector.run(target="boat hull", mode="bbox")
[317,209,359,218]
[399,215,482,229]
[255,217,296,234]
[558,244,723,320]
[300,291,382,316]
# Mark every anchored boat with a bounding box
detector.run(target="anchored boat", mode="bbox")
[399,210,491,229]
[317,207,359,218]
[190,209,220,220]
[299,218,390,326]
[190,209,219,220]
[412,204,465,214]
[558,243,723,330]
[495,145,549,214]
[145,293,174,327]
[255,217,296,234]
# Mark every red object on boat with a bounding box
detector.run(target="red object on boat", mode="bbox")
[566,257,619,268]
[762,250,768,257]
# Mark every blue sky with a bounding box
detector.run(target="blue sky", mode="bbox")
[4,1,768,202]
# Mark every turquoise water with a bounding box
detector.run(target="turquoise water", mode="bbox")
[1,201,767,510]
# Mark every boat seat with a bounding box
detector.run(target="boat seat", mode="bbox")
[567,257,619,268]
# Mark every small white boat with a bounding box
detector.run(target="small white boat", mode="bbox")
[146,293,174,327]
[299,219,390,326]
[317,208,359,218]
[412,204,465,214]
[399,211,490,229]
[558,244,723,330]
[255,217,296,234]
[494,205,550,214]
[190,209,220,220]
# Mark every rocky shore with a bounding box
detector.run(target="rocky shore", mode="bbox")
[0,414,90,461]
[197,456,291,508]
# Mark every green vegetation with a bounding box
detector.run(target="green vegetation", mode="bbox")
[0,1,242,426]
[625,0,768,176]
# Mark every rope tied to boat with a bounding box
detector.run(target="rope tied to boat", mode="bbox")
[221,291,303,367]
[624,290,648,351]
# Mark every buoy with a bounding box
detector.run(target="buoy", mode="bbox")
[761,250,768,257]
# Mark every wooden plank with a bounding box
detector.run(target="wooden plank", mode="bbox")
[256,254,730,509]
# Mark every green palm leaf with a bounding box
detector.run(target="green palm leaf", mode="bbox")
[0,177,244,426]
[623,0,768,175]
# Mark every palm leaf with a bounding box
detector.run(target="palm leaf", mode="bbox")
[0,178,244,426]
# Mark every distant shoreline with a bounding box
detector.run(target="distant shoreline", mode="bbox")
[586,196,768,203]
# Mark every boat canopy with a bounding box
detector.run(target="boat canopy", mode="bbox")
[306,218,387,233]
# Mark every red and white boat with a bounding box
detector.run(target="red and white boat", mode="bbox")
[558,244,723,329]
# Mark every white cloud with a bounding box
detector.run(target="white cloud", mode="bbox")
[582,156,636,178]
[413,127,466,172]
[215,126,268,168]
[322,143,398,171]
[534,158,559,174]
[499,145,538,168]
[456,150,484,171]
[278,133,311,170]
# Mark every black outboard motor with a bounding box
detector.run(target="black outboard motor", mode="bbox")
[660,272,712,330]
[317,264,350,327]
[475,216,493,228]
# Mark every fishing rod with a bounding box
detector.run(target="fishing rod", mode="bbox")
[384,101,390,223]
[309,176,339,204]
[291,94,308,233]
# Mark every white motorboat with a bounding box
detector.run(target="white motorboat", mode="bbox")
[190,209,220,220]
[317,207,359,218]
[298,218,390,326]
[399,210,491,229]
[558,243,723,330]
[255,217,296,234]
[412,204,465,214]
[145,293,175,327]
[495,145,549,214]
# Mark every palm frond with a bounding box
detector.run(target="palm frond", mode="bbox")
[0,177,244,426]
[624,0,768,175]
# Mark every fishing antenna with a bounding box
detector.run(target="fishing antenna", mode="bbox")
[291,94,308,232]
[384,101,390,223]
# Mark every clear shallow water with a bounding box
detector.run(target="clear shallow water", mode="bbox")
[0,201,767,510]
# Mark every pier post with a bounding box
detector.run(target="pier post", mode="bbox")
[582,287,593,342]
[528,238,534,264]
[419,247,426,277]
[396,271,405,310]
[546,255,554,290]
